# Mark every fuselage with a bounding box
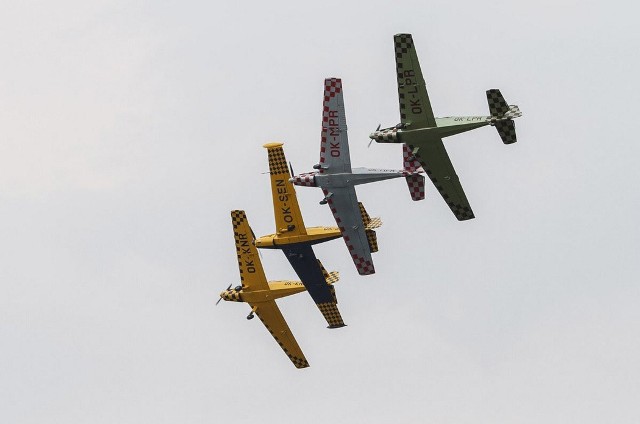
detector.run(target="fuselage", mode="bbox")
[255,226,342,248]
[290,167,414,189]
[369,115,492,143]
[219,280,307,303]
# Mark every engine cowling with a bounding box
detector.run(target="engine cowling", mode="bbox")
[289,172,318,187]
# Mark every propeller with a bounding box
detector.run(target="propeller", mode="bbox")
[367,124,381,148]
[216,283,232,306]
[289,161,295,177]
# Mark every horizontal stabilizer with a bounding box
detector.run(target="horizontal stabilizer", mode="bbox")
[405,174,425,201]
[365,229,379,253]
[496,120,517,144]
[487,89,509,116]
[358,202,382,229]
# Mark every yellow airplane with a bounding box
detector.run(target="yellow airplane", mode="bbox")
[218,210,340,369]
[255,142,381,328]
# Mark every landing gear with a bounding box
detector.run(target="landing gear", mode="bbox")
[319,192,333,205]
[246,305,258,320]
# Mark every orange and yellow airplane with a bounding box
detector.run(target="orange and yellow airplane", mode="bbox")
[218,210,340,369]
[255,142,382,328]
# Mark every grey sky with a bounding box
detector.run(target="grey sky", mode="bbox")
[1,0,639,423]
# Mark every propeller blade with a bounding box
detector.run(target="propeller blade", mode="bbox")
[368,124,381,148]
[289,161,295,177]
[216,283,233,306]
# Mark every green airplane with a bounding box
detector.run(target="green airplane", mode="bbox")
[369,33,522,221]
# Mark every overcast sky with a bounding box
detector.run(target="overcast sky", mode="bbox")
[1,1,639,423]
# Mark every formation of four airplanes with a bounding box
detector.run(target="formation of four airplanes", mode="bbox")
[218,34,523,369]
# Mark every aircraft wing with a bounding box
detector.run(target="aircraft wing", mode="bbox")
[318,78,352,174]
[323,187,375,275]
[249,299,310,369]
[281,244,345,328]
[264,143,308,236]
[231,210,269,291]
[394,33,437,129]
[408,137,475,221]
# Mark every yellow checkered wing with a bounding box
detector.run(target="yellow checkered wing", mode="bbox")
[231,210,268,291]
[251,300,310,369]
[263,143,308,237]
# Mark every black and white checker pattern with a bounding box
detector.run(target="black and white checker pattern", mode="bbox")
[317,302,345,328]
[365,229,378,253]
[486,89,509,116]
[231,210,247,283]
[256,313,310,369]
[267,146,289,175]
[416,157,476,221]
[496,120,518,144]
[394,33,414,60]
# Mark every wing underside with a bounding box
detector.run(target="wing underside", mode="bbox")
[264,143,308,236]
[318,78,351,174]
[394,33,436,129]
[408,138,474,221]
[231,210,269,290]
[250,300,310,369]
[323,187,375,275]
[282,244,345,328]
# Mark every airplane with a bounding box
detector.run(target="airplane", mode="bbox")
[369,33,522,221]
[218,210,341,369]
[289,77,425,275]
[255,142,379,327]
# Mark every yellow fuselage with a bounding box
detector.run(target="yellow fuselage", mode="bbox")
[255,226,342,249]
[220,280,307,304]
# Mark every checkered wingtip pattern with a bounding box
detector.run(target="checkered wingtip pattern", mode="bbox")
[410,148,475,221]
[267,145,289,176]
[352,254,375,275]
[394,33,414,60]
[395,34,414,121]
[255,313,310,369]
[317,302,345,328]
[405,174,426,201]
[231,210,248,283]
[319,78,343,171]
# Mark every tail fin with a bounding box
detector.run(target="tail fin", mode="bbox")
[486,89,521,145]
[317,259,340,286]
[358,202,381,253]
[358,202,382,229]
